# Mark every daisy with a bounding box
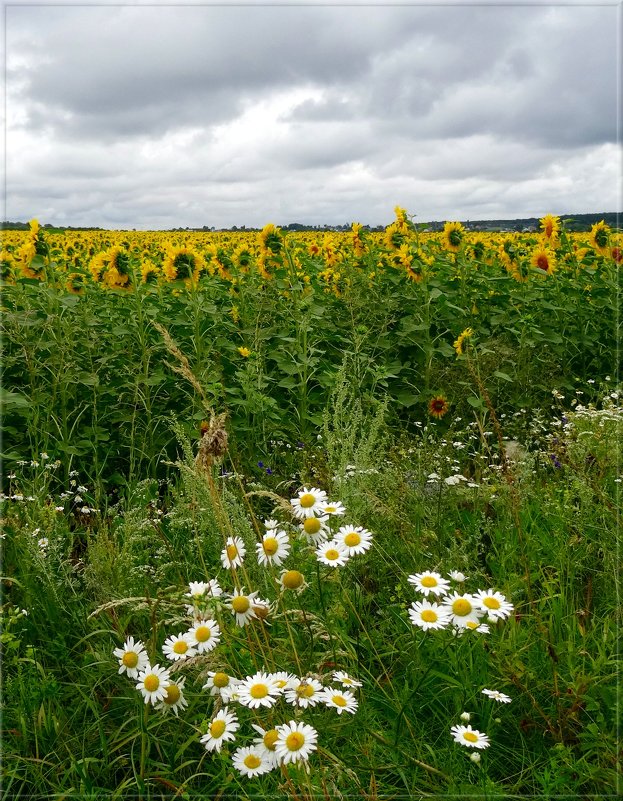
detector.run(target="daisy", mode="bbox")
[284,677,323,708]
[316,540,349,567]
[462,620,490,634]
[450,724,490,749]
[278,569,307,593]
[229,590,259,627]
[252,597,273,622]
[408,571,451,597]
[321,688,359,715]
[474,589,514,621]
[114,636,149,678]
[482,688,512,703]
[332,671,362,689]
[237,671,281,709]
[318,500,345,516]
[220,536,246,569]
[290,487,328,519]
[156,676,188,716]
[186,578,222,599]
[162,631,197,662]
[441,592,484,629]
[256,530,290,566]
[136,663,171,705]
[409,600,452,631]
[335,525,373,556]
[263,518,280,529]
[270,671,296,691]
[186,619,221,652]
[232,745,272,777]
[300,515,330,544]
[200,707,240,752]
[251,724,281,767]
[203,671,240,700]
[448,571,468,582]
[275,720,318,765]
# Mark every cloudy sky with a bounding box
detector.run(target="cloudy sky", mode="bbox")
[5,0,621,229]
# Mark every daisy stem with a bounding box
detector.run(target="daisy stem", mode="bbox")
[315,562,337,665]
[139,702,149,792]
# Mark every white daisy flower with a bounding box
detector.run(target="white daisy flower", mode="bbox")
[408,571,451,597]
[263,518,280,530]
[284,677,323,708]
[155,676,188,716]
[237,671,281,709]
[186,619,221,652]
[200,707,239,752]
[332,671,362,689]
[252,597,273,623]
[136,663,171,705]
[251,724,281,767]
[299,514,330,544]
[270,671,296,691]
[321,688,359,715]
[448,571,468,582]
[229,590,259,627]
[318,500,345,516]
[450,724,490,749]
[186,581,210,599]
[409,600,452,631]
[278,569,307,593]
[256,530,290,566]
[460,711,471,722]
[274,720,318,764]
[462,620,490,634]
[315,540,350,567]
[202,671,240,699]
[113,636,149,678]
[474,589,514,621]
[232,745,272,777]
[162,631,197,662]
[220,536,246,569]
[482,688,512,703]
[441,592,484,629]
[335,525,373,556]
[470,752,481,764]
[290,487,328,519]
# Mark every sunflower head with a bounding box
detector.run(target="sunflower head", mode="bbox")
[589,221,610,256]
[428,395,449,419]
[66,272,86,295]
[530,247,556,275]
[453,327,474,356]
[259,224,283,255]
[539,214,560,242]
[443,222,465,252]
[384,222,406,251]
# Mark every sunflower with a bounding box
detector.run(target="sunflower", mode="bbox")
[428,395,449,419]
[589,220,610,256]
[539,214,560,242]
[443,221,465,252]
[453,328,473,356]
[384,222,406,251]
[65,272,86,295]
[530,247,556,275]
[259,223,283,255]
[162,247,205,283]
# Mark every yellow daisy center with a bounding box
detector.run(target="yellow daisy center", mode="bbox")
[299,493,316,508]
[285,732,305,751]
[232,596,250,613]
[164,684,181,705]
[303,518,322,535]
[466,621,480,630]
[324,506,336,513]
[483,597,501,610]
[244,754,262,769]
[282,570,304,590]
[143,674,160,692]
[210,719,226,738]
[296,683,315,698]
[250,683,269,699]
[263,729,279,750]
[344,532,361,547]
[213,672,229,688]
[195,625,212,642]
[452,598,472,616]
[325,549,339,561]
[463,731,478,743]
[262,537,279,555]
[421,609,438,623]
[122,651,139,668]
[173,640,188,654]
[332,695,347,707]
[226,544,238,560]
[421,576,438,587]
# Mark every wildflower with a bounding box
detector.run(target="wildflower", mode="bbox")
[263,517,280,529]
[441,592,484,628]
[409,600,452,631]
[460,711,471,723]
[290,487,328,519]
[229,590,260,626]
[256,529,290,566]
[37,537,49,550]
[278,569,307,592]
[470,752,481,764]
[429,395,450,419]
[232,745,272,777]
[114,636,149,678]
[156,676,188,716]
[589,220,610,255]
[539,214,560,242]
[450,724,490,749]
[284,677,323,708]
[251,724,281,767]
[531,246,556,275]
[237,346,251,358]
[408,571,451,597]
[448,571,468,582]
[238,671,281,709]
[319,500,345,516]
[320,688,359,715]
[201,707,240,752]
[316,540,350,567]
[203,671,240,700]
[300,514,330,543]
[274,720,318,764]
[136,664,171,705]
[443,221,465,252]
[186,619,221,652]
[332,671,362,689]
[454,328,473,356]
[220,536,246,569]
[474,589,514,621]
[187,581,211,599]
[162,632,197,662]
[334,525,373,556]
[482,688,512,703]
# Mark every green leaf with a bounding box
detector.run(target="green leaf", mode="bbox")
[0,389,31,409]
[467,396,484,408]
[493,370,513,382]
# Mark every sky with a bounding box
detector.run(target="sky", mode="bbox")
[5,0,622,230]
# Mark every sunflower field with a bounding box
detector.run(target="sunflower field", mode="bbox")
[1,210,620,799]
